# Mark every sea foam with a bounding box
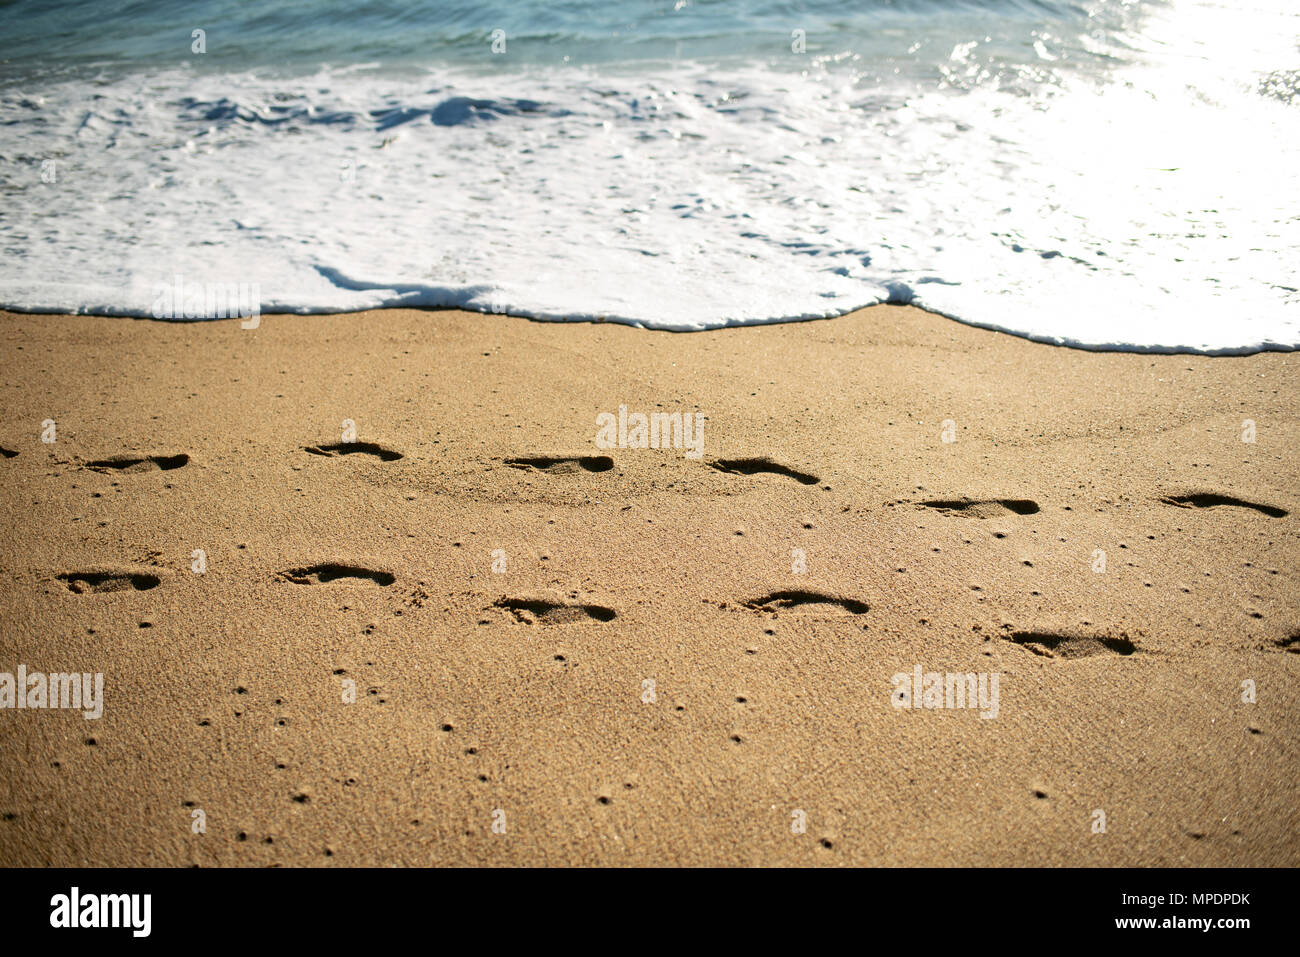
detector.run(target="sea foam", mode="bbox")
[0,0,1296,353]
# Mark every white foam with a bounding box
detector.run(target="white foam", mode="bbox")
[0,0,1297,353]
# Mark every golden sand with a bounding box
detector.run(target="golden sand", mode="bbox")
[0,305,1296,865]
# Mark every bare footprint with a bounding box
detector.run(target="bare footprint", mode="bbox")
[708,457,820,485]
[493,596,617,624]
[58,570,162,593]
[1160,492,1287,518]
[504,455,614,474]
[304,442,403,462]
[83,454,189,473]
[745,590,869,614]
[1004,630,1138,659]
[277,564,395,586]
[917,498,1040,518]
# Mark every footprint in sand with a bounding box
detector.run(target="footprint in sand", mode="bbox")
[1,447,17,459]
[504,455,614,474]
[303,442,403,462]
[708,457,820,485]
[744,589,869,615]
[1003,630,1138,659]
[493,595,617,624]
[83,454,190,473]
[916,497,1040,518]
[58,570,163,593]
[277,564,395,586]
[1160,492,1287,518]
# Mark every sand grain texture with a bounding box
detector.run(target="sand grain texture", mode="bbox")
[0,305,1296,866]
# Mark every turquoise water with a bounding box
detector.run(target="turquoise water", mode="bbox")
[1,0,1137,76]
[0,0,1297,351]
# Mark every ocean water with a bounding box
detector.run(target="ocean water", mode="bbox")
[0,0,1297,353]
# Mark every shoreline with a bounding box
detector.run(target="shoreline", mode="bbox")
[1,303,1296,866]
[0,301,1295,357]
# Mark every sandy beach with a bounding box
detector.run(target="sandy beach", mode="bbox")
[0,303,1296,866]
